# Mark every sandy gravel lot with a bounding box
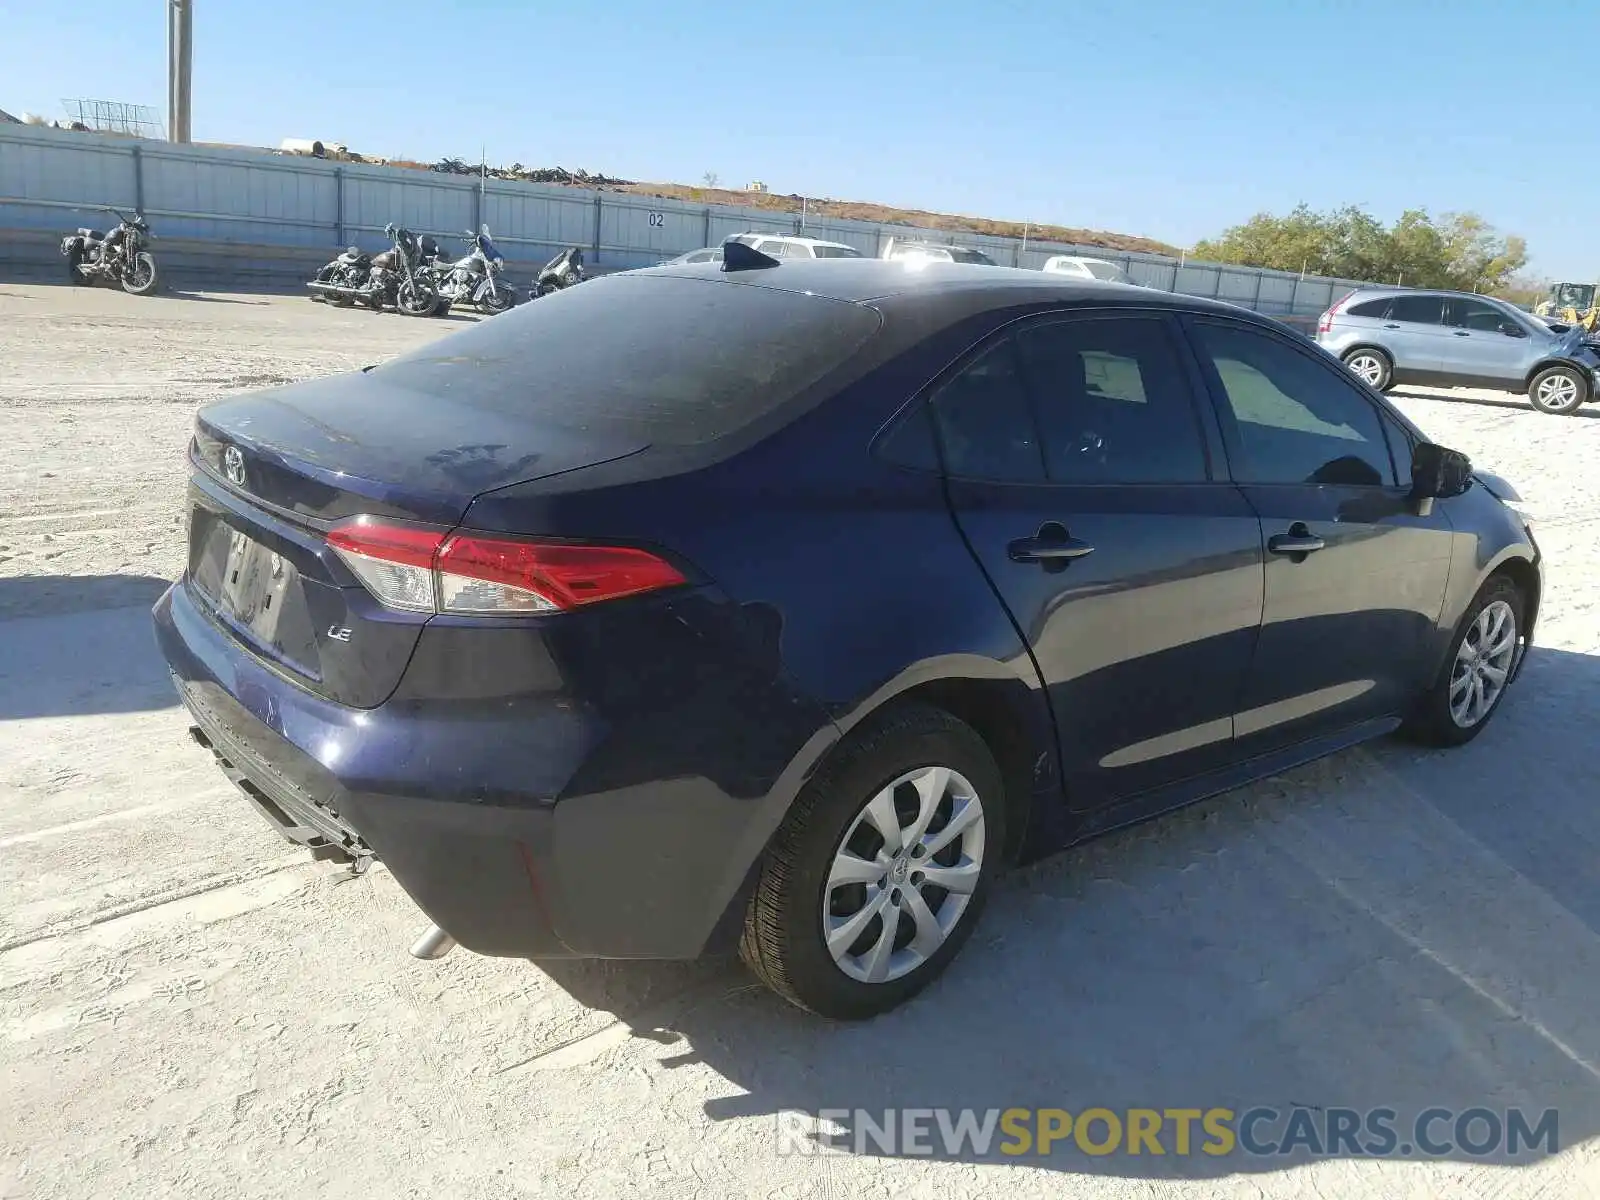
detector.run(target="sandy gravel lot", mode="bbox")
[2,282,1599,1199]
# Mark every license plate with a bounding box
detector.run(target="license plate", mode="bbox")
[190,517,317,672]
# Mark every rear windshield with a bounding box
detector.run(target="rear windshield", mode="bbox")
[812,244,863,258]
[1084,262,1127,281]
[370,275,882,445]
[949,248,997,265]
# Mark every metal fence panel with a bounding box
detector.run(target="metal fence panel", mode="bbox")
[1173,265,1221,298]
[602,194,707,266]
[0,123,1402,312]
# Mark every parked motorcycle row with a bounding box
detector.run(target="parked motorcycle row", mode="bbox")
[56,212,586,317]
[306,223,588,318]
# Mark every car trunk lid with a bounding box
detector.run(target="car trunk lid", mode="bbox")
[185,373,647,708]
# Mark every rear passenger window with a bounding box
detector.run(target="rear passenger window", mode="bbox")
[1014,317,1208,484]
[1386,295,1444,324]
[874,403,939,472]
[1346,298,1391,318]
[928,341,1043,483]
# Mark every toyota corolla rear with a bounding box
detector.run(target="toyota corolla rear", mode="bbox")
[152,271,882,961]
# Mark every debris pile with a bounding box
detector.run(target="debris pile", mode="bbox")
[428,160,634,188]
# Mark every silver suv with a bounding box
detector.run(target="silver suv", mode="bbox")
[1317,287,1600,415]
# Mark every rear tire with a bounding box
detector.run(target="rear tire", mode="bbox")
[1400,574,1525,747]
[1528,364,1587,415]
[739,704,1005,1019]
[1342,348,1392,391]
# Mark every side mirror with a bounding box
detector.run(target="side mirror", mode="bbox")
[1411,442,1473,502]
[1499,321,1527,338]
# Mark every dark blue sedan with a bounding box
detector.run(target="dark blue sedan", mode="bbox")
[153,248,1542,1019]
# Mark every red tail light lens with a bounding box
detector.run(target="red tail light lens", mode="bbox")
[326,519,686,615]
[1318,292,1351,334]
[437,536,687,613]
[326,522,444,612]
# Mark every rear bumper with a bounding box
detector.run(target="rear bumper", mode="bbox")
[153,579,830,960]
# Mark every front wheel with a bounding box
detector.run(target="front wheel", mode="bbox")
[121,252,159,295]
[1400,574,1525,747]
[1342,348,1392,391]
[395,277,439,317]
[1528,364,1587,415]
[739,704,1004,1019]
[478,286,513,314]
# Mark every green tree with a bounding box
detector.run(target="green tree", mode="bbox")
[1193,205,1527,291]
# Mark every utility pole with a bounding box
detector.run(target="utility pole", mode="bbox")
[168,0,193,144]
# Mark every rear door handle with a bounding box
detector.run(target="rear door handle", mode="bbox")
[1009,521,1095,564]
[1453,330,1471,337]
[1383,323,1401,329]
[1267,523,1326,556]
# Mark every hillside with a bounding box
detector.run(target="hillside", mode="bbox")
[618,181,1180,255]
[200,137,1181,255]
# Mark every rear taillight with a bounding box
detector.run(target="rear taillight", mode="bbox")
[1318,292,1351,334]
[326,519,686,615]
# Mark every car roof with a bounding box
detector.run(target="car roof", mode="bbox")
[635,257,1271,318]
[1346,286,1512,302]
[1046,255,1117,266]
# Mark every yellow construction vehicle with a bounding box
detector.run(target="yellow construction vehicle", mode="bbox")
[1534,281,1600,331]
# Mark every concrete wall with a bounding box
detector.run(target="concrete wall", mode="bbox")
[0,122,1368,318]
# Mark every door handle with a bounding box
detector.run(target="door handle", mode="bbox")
[1267,523,1325,556]
[1383,323,1401,329]
[1009,522,1095,564]
[1452,330,1471,337]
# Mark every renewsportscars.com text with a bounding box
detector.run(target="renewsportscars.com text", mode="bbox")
[776,1106,1559,1159]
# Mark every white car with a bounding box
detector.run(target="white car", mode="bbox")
[729,233,863,259]
[1041,255,1134,284]
[882,238,999,266]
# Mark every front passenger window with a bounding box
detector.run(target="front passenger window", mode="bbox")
[1192,323,1396,488]
[1452,299,1517,333]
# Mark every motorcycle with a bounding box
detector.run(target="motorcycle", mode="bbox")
[307,245,372,307]
[427,225,519,314]
[61,209,159,295]
[306,222,443,316]
[533,247,587,297]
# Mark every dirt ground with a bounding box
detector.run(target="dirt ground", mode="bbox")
[2,282,1599,1200]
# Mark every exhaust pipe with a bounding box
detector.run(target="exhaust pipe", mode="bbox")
[409,924,457,960]
[306,280,373,300]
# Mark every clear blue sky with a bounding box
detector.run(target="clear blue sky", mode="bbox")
[1,0,1579,273]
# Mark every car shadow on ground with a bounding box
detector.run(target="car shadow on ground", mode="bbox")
[1390,388,1600,419]
[536,644,1600,1180]
[0,574,178,718]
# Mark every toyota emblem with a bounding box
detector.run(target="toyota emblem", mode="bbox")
[223,445,246,487]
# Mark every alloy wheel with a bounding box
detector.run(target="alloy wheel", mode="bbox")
[1534,374,1579,411]
[1449,599,1517,728]
[1347,353,1385,387]
[822,766,986,984]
